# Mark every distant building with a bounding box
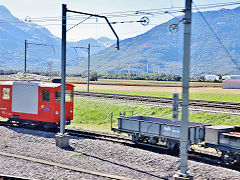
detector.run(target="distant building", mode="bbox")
[222,75,240,80]
[205,75,219,81]
[223,79,240,89]
[222,75,240,89]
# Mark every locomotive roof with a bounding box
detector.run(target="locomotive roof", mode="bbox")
[0,81,73,87]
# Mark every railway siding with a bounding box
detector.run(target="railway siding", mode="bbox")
[74,91,240,115]
[0,126,239,179]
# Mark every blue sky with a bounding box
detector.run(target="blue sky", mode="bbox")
[0,0,239,41]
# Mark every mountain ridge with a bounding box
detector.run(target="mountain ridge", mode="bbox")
[71,6,240,75]
[0,5,114,72]
[1,5,240,75]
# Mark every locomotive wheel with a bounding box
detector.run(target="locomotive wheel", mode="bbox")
[43,123,59,129]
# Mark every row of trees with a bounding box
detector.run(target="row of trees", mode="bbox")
[99,73,225,82]
[0,69,225,82]
[99,73,182,81]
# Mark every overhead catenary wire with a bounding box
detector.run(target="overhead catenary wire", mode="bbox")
[0,0,239,56]
[1,1,240,24]
[67,15,92,32]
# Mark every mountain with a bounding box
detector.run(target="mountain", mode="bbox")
[1,5,240,76]
[70,7,240,75]
[0,5,114,72]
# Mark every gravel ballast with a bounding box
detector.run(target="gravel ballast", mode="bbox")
[0,126,239,180]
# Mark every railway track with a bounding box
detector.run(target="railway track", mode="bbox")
[66,128,133,145]
[61,128,240,171]
[0,174,32,180]
[0,151,133,180]
[0,122,134,180]
[75,91,240,114]
[0,121,239,172]
[66,128,229,169]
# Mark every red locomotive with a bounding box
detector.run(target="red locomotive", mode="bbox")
[0,81,74,128]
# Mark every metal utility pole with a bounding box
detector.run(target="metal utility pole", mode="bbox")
[24,40,27,74]
[179,0,192,177]
[60,4,67,135]
[70,44,99,92]
[55,4,70,148]
[24,40,55,74]
[87,44,90,92]
[57,4,120,147]
[172,93,179,121]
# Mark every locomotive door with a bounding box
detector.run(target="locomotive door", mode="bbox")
[39,88,53,122]
[0,86,11,117]
[12,82,39,114]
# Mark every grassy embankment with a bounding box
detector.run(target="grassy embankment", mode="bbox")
[69,97,240,133]
[71,79,240,132]
[1,76,239,132]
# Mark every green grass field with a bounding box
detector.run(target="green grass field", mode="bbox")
[76,89,240,103]
[69,97,240,133]
[1,76,239,133]
[74,78,240,103]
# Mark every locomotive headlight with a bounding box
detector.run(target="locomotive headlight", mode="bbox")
[55,111,59,115]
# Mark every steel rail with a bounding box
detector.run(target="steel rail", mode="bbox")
[66,128,240,170]
[0,121,239,170]
[0,174,33,180]
[0,151,134,180]
[66,128,133,145]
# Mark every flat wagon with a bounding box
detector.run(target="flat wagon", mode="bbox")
[205,125,240,164]
[0,81,74,128]
[112,113,206,151]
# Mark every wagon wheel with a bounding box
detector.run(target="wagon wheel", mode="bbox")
[131,133,139,143]
[166,140,179,155]
[236,153,240,165]
[221,151,235,165]
[166,140,176,150]
[149,136,159,145]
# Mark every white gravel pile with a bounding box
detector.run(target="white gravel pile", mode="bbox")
[0,126,239,180]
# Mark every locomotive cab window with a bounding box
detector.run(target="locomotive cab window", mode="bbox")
[2,88,10,100]
[66,90,73,102]
[55,91,61,102]
[42,90,50,102]
[55,90,73,102]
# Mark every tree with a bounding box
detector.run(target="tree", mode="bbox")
[90,71,98,81]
